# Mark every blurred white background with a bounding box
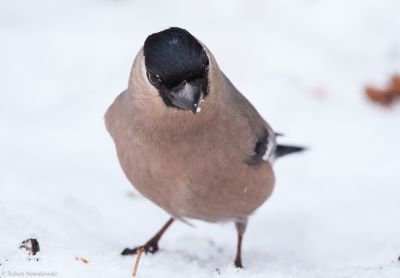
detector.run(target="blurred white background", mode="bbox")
[1,0,400,277]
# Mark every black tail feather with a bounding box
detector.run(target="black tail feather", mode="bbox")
[275,144,306,159]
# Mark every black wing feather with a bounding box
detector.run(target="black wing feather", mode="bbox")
[247,129,269,166]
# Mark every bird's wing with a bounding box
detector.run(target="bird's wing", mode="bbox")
[223,74,277,164]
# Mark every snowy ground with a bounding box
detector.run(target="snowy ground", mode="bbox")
[1,0,400,277]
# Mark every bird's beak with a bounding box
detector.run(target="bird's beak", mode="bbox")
[169,80,205,113]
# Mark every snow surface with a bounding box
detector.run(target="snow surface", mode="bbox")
[1,0,400,277]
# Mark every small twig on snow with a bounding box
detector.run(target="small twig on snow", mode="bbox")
[132,247,145,277]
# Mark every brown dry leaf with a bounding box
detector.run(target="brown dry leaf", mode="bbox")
[75,257,89,264]
[365,74,400,106]
[391,75,400,94]
[365,86,395,106]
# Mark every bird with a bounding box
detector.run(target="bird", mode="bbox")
[105,27,305,268]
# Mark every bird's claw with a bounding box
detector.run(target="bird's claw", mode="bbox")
[234,258,243,268]
[121,241,159,256]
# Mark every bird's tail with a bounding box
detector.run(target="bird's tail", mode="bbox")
[275,144,306,159]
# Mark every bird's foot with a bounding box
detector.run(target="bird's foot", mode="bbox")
[121,240,159,255]
[234,258,243,268]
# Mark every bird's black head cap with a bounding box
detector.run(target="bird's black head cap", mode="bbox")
[143,27,209,112]
[144,27,209,88]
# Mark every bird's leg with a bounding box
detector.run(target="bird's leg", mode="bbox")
[234,218,248,268]
[121,217,174,255]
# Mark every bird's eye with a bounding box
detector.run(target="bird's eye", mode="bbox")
[147,72,161,87]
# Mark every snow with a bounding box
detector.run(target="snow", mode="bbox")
[1,0,400,277]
